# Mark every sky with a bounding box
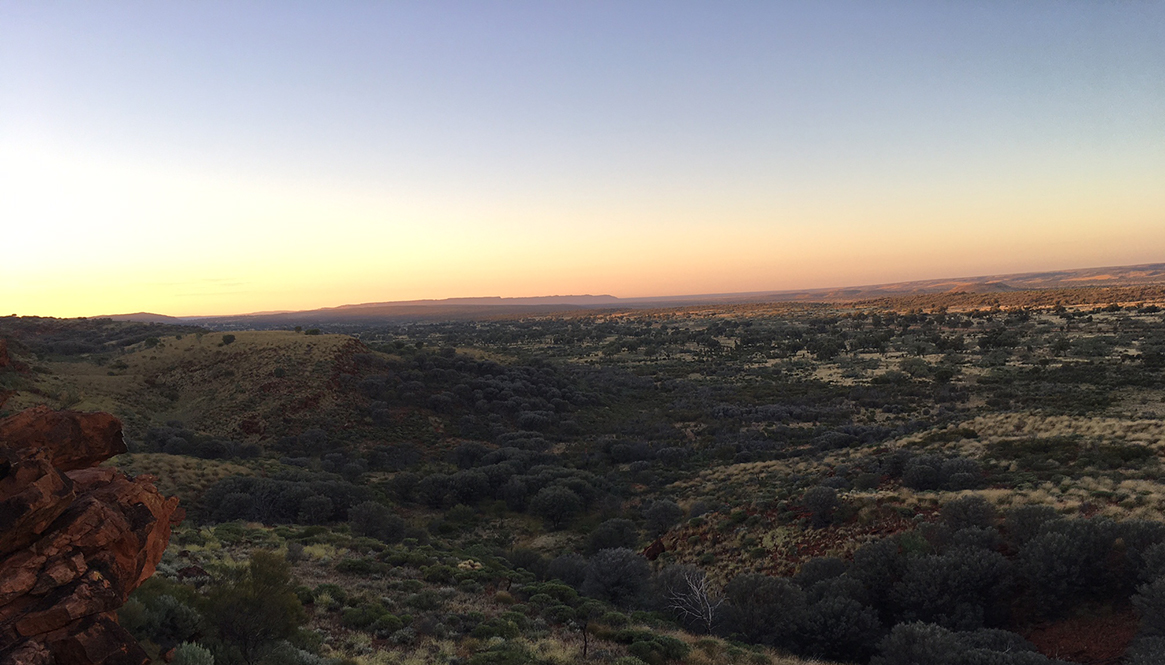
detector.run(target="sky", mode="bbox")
[2,1,1164,317]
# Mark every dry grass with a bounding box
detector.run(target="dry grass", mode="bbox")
[11,330,364,440]
[106,453,252,506]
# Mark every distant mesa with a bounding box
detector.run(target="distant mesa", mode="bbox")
[946,281,1017,294]
[99,312,185,324]
[96,261,1165,325]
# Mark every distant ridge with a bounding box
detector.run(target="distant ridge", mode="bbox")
[99,261,1165,325]
[325,295,621,310]
[99,312,186,323]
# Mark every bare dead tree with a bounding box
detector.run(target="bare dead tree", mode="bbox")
[666,568,723,634]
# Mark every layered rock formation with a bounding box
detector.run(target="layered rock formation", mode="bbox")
[1,407,182,665]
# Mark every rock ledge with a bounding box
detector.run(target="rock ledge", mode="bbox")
[1,407,182,665]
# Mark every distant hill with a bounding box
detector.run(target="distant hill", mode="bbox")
[100,312,188,323]
[104,261,1165,326]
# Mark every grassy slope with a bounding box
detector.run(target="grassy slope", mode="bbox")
[7,330,364,440]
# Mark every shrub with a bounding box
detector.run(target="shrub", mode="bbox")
[170,642,214,665]
[872,622,962,665]
[795,557,847,587]
[548,553,588,588]
[529,486,583,529]
[644,500,685,537]
[613,630,691,665]
[941,496,997,531]
[297,495,334,525]
[804,486,839,528]
[203,552,306,665]
[1018,518,1119,613]
[1142,543,1165,583]
[341,604,386,629]
[582,548,651,607]
[347,503,407,542]
[721,573,806,646]
[892,546,1011,630]
[588,518,641,554]
[372,614,404,636]
[1127,637,1165,665]
[1003,505,1059,547]
[1134,577,1165,637]
[799,594,882,661]
[506,548,548,577]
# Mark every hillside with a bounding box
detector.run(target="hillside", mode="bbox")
[1,329,370,442]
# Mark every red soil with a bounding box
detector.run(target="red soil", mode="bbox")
[1025,610,1138,664]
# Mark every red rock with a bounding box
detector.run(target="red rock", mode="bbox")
[0,449,75,557]
[642,538,667,561]
[0,408,126,472]
[0,408,180,664]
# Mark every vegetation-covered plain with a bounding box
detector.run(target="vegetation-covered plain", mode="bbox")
[3,288,1165,665]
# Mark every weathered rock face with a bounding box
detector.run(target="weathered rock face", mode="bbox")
[0,409,182,665]
[0,408,127,473]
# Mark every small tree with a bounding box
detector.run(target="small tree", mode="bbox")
[1134,577,1165,637]
[297,495,333,525]
[171,642,214,665]
[349,501,405,543]
[582,548,651,607]
[221,334,236,345]
[529,486,583,529]
[804,486,839,528]
[587,519,640,554]
[661,566,723,633]
[644,500,685,537]
[203,552,306,665]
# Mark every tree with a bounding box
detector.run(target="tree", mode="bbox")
[804,486,839,528]
[941,496,996,531]
[1134,577,1165,637]
[721,573,806,646]
[221,334,236,345]
[349,501,405,543]
[171,643,215,665]
[529,486,583,529]
[297,495,333,525]
[582,548,651,607]
[203,552,306,665]
[548,553,588,588]
[587,519,640,554]
[644,500,684,537]
[659,566,723,633]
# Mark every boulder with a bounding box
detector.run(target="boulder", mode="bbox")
[0,408,126,472]
[0,408,180,664]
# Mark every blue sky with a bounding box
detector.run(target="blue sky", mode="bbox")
[2,1,1163,315]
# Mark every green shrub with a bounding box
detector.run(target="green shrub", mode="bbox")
[340,603,387,629]
[470,617,520,640]
[371,614,404,635]
[313,584,348,606]
[335,557,385,575]
[171,642,214,665]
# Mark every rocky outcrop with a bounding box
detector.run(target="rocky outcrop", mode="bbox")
[0,409,127,473]
[0,409,182,665]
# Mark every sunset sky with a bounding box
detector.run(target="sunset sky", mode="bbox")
[3,1,1164,317]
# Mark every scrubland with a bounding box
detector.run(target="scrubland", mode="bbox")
[3,290,1165,665]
